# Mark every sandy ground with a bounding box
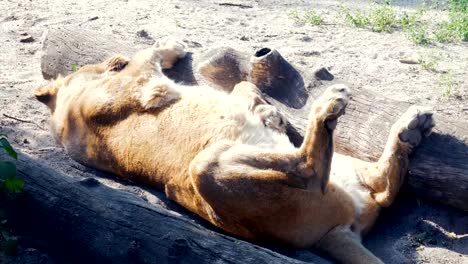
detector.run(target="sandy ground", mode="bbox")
[0,0,467,263]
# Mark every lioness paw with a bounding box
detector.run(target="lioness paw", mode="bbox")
[314,84,351,130]
[105,55,130,72]
[153,37,186,69]
[139,78,180,110]
[254,105,287,133]
[395,106,434,147]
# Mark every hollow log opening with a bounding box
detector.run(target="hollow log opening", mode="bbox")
[254,48,272,57]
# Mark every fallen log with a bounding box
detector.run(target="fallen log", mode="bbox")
[39,28,468,212]
[3,151,307,264]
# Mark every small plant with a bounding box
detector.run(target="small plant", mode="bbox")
[0,134,22,256]
[438,71,454,99]
[303,10,324,25]
[418,54,439,71]
[0,135,22,193]
[434,0,468,42]
[71,63,79,72]
[407,23,432,44]
[369,3,399,32]
[340,2,399,32]
[339,4,369,28]
[339,0,467,45]
[289,10,300,20]
[400,5,435,45]
[289,9,324,25]
[435,24,461,42]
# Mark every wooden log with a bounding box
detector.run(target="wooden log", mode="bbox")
[39,28,468,211]
[3,152,307,264]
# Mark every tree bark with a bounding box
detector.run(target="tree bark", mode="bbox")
[39,28,468,212]
[3,152,307,264]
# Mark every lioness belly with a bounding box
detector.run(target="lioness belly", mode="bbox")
[92,93,257,186]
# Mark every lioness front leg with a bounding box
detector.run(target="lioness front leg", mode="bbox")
[300,84,351,192]
[124,38,186,77]
[153,38,186,69]
[81,47,185,124]
[231,81,288,133]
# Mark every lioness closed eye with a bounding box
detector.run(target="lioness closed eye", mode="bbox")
[35,38,434,264]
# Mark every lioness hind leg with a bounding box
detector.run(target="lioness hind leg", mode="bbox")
[315,225,383,264]
[188,141,379,261]
[358,106,435,207]
[187,141,355,242]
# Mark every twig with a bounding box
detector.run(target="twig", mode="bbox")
[3,113,46,130]
[399,59,419,65]
[218,3,253,9]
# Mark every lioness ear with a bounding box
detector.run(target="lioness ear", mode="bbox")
[34,77,61,109]
[34,85,53,104]
[34,76,64,105]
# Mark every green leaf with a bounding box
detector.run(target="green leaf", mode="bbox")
[1,238,18,256]
[5,177,23,193]
[0,162,16,179]
[0,137,17,159]
[71,63,80,72]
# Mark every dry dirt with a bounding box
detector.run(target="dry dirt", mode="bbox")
[0,0,467,263]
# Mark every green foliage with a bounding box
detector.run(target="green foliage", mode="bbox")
[399,9,432,44]
[339,4,369,28]
[0,135,17,160]
[0,162,16,182]
[449,0,467,13]
[303,10,324,25]
[4,177,23,194]
[71,63,79,72]
[369,3,398,32]
[435,0,468,42]
[0,135,22,194]
[289,9,324,25]
[418,53,439,71]
[339,2,398,32]
[438,71,454,99]
[0,135,22,256]
[289,10,300,20]
[1,238,18,256]
[407,23,432,44]
[339,0,467,45]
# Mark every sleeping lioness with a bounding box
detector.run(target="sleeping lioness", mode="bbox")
[35,39,434,264]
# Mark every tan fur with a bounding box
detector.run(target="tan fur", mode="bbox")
[35,40,434,264]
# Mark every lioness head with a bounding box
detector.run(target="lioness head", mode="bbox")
[35,55,130,112]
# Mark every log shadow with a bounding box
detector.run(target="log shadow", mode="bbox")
[365,193,468,263]
[163,52,198,86]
